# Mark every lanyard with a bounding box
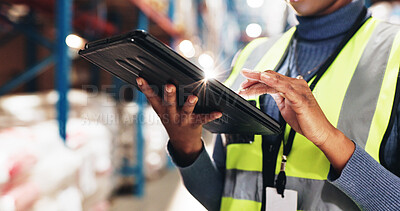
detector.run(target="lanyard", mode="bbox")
[274,7,369,197]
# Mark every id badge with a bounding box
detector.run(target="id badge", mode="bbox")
[265,187,297,211]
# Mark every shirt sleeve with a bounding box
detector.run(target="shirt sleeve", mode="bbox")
[327,143,400,211]
[167,140,224,211]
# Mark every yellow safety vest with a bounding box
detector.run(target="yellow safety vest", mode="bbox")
[220,18,400,211]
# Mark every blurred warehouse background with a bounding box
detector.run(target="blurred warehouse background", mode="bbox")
[0,0,399,210]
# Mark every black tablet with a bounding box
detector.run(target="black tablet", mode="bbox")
[78,30,281,135]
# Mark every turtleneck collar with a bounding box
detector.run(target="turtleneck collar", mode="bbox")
[296,0,365,41]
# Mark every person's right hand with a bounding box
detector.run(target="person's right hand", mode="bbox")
[136,77,222,165]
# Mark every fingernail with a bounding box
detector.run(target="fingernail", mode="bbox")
[239,88,247,93]
[189,96,197,104]
[214,113,222,118]
[165,86,172,93]
[136,78,142,86]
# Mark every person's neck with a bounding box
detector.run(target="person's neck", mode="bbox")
[296,0,365,41]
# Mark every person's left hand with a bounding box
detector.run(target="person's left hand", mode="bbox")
[238,69,336,147]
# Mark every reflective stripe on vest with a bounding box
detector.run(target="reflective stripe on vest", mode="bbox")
[220,28,295,211]
[220,18,400,211]
[224,37,268,89]
[224,35,286,92]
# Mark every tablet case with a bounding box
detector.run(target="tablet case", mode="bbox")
[78,30,281,135]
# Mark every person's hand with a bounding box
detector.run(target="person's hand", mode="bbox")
[238,69,354,173]
[238,69,334,146]
[136,77,222,165]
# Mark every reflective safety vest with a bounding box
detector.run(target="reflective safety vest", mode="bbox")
[220,18,400,211]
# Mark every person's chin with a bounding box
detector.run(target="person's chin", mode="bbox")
[291,7,319,16]
[290,3,330,17]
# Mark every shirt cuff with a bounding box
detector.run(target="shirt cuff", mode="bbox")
[327,143,400,210]
[167,139,206,168]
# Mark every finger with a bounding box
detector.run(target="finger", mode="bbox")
[260,71,308,105]
[136,78,162,113]
[164,84,178,122]
[181,95,198,124]
[239,79,259,90]
[270,93,285,109]
[238,83,278,99]
[260,71,302,91]
[191,112,222,126]
[241,69,262,81]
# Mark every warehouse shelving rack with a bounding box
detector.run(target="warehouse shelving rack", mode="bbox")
[0,0,183,198]
[0,0,72,141]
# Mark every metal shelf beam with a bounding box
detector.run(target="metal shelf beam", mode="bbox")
[133,10,148,198]
[56,0,73,141]
[0,56,54,95]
